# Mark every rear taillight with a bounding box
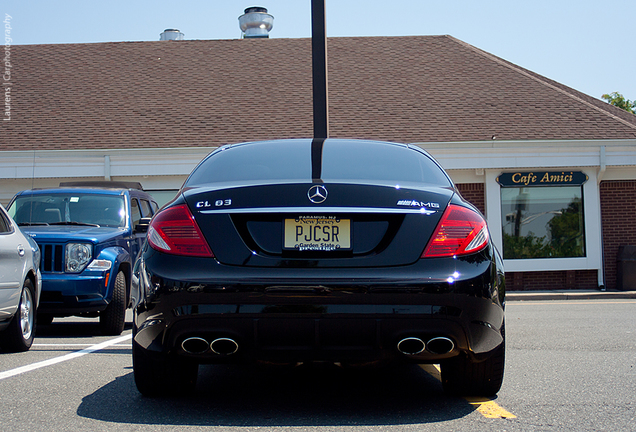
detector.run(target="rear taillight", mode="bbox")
[422,204,489,258]
[147,204,214,257]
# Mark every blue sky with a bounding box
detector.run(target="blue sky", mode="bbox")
[4,0,635,101]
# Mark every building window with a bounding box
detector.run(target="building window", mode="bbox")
[501,186,585,259]
[498,171,588,260]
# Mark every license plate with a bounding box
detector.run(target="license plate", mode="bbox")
[284,216,351,251]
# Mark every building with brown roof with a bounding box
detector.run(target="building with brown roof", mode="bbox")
[1,35,635,290]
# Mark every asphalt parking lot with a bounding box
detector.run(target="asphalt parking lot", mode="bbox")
[1,295,635,432]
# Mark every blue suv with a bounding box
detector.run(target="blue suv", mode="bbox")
[7,182,158,335]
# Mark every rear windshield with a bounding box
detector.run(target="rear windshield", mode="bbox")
[8,193,126,228]
[186,141,451,187]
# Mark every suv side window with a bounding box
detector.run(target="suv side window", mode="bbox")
[130,198,142,227]
[139,199,153,217]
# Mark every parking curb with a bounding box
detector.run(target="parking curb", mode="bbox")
[507,290,636,301]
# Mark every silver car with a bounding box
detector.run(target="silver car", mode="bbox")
[0,204,42,352]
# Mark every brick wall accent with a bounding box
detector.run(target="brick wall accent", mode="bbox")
[600,180,636,290]
[505,270,598,291]
[456,183,485,214]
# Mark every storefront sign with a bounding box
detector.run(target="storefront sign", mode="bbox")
[497,171,588,187]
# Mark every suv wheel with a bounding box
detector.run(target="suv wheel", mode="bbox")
[99,271,126,335]
[440,325,505,397]
[0,279,36,352]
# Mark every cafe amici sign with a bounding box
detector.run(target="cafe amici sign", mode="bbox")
[497,171,588,187]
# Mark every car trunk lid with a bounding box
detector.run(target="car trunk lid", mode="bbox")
[183,182,454,268]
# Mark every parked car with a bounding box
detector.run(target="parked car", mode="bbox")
[131,139,506,397]
[0,204,41,352]
[7,182,158,335]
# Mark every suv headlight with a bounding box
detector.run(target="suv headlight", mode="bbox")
[65,243,92,273]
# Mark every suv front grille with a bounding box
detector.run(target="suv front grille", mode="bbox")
[40,243,64,273]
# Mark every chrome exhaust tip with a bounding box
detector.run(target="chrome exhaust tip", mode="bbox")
[210,337,239,355]
[426,337,455,355]
[397,337,426,355]
[181,337,210,354]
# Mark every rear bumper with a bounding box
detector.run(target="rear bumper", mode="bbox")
[133,249,505,364]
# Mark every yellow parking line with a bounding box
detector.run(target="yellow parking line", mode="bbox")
[419,363,442,380]
[465,397,516,418]
[419,364,516,419]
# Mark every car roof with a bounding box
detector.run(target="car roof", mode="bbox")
[15,181,155,198]
[17,187,125,196]
[218,138,412,151]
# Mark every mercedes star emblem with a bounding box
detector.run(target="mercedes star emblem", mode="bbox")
[307,185,328,204]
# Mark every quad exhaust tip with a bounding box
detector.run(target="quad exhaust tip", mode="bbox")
[181,337,239,355]
[397,336,455,356]
[210,338,239,355]
[181,337,210,354]
[426,337,455,355]
[397,337,426,355]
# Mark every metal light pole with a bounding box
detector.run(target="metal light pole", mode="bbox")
[311,0,329,139]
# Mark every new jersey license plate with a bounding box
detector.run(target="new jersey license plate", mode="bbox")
[284,216,351,252]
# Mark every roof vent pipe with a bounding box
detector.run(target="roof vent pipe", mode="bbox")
[160,29,185,41]
[239,7,274,38]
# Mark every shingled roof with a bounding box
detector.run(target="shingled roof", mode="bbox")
[3,35,636,152]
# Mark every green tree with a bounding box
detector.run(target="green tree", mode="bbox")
[546,198,584,257]
[502,231,548,259]
[602,92,636,114]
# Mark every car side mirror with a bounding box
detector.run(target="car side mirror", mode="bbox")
[134,217,152,234]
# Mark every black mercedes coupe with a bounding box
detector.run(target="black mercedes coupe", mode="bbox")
[131,138,506,397]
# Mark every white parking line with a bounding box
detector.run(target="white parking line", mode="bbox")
[32,343,131,347]
[0,334,132,381]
